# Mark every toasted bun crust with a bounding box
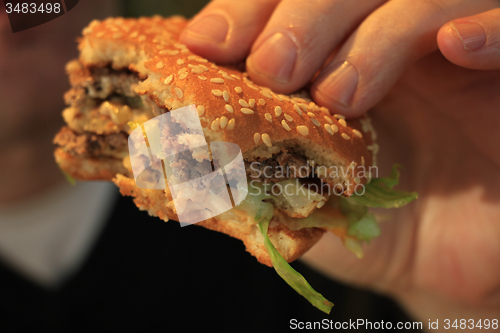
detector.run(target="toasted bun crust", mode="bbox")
[54,16,379,265]
[113,174,324,267]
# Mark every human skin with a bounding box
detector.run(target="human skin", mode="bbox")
[0,1,118,203]
[180,1,500,330]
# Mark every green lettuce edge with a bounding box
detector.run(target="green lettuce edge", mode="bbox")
[257,218,334,314]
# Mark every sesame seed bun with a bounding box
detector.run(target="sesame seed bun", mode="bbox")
[54,16,378,266]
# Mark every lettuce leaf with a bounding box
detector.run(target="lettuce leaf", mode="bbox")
[57,164,76,186]
[257,218,334,314]
[339,198,380,241]
[346,164,417,208]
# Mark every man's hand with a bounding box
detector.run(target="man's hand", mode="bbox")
[180,1,500,329]
[180,0,499,117]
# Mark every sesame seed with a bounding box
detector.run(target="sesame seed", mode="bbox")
[293,97,306,103]
[176,59,185,65]
[281,120,291,131]
[254,133,261,144]
[234,87,243,94]
[179,72,188,80]
[320,106,329,114]
[96,31,105,38]
[331,124,339,132]
[239,99,249,107]
[241,108,254,115]
[211,89,223,97]
[247,83,259,91]
[156,61,164,69]
[297,126,309,136]
[324,116,333,124]
[164,75,173,85]
[260,90,272,99]
[316,201,325,209]
[265,113,272,123]
[188,55,198,60]
[178,68,188,75]
[262,134,272,147]
[284,114,293,122]
[191,67,204,74]
[353,129,363,138]
[211,118,220,131]
[174,43,187,49]
[230,74,241,80]
[249,99,256,108]
[298,103,308,112]
[181,48,190,54]
[175,87,183,98]
[195,58,208,63]
[334,114,346,120]
[129,31,138,38]
[221,74,234,81]
[341,133,350,140]
[293,105,303,115]
[324,124,334,135]
[258,99,265,106]
[218,70,228,75]
[307,112,315,118]
[210,78,224,84]
[220,116,228,129]
[274,94,283,102]
[138,35,146,42]
[227,119,235,130]
[279,94,289,102]
[311,118,321,126]
[223,90,229,102]
[338,119,347,127]
[196,105,205,116]
[198,76,207,80]
[274,106,283,117]
[211,64,219,69]
[225,104,234,113]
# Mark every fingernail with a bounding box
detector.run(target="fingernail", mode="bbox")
[185,15,229,44]
[450,22,486,52]
[248,32,297,83]
[317,61,358,107]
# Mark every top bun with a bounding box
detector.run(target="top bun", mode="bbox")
[77,16,378,194]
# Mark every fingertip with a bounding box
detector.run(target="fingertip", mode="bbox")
[179,13,236,64]
[310,83,367,119]
[245,32,300,94]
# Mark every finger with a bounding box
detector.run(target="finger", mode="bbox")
[246,0,386,94]
[437,8,500,70]
[179,0,280,64]
[311,0,498,118]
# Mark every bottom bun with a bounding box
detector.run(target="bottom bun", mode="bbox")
[113,174,325,266]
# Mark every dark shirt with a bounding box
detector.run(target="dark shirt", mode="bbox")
[0,194,420,332]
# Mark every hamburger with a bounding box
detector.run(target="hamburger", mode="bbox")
[53,16,417,313]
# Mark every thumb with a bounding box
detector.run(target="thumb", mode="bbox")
[438,8,500,70]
